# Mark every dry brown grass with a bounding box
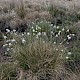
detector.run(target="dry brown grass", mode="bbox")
[0,0,80,80]
[0,0,80,24]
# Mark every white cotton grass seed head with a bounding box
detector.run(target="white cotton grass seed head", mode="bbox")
[14,61,18,65]
[6,29,10,32]
[22,33,24,36]
[57,26,59,29]
[67,35,70,38]
[27,32,30,35]
[3,44,8,47]
[9,43,12,46]
[51,24,53,26]
[54,42,56,44]
[5,52,8,55]
[37,32,41,36]
[33,29,35,32]
[6,40,9,42]
[66,29,69,32]
[51,31,54,34]
[72,34,75,36]
[54,25,56,28]
[58,31,61,35]
[32,22,35,24]
[38,27,41,30]
[64,39,66,41]
[67,52,72,55]
[67,35,71,40]
[13,29,16,32]
[11,39,16,42]
[7,48,10,51]
[31,26,34,29]
[61,50,64,52]
[59,31,61,33]
[56,49,58,51]
[66,56,69,59]
[11,48,13,50]
[55,34,58,37]
[24,32,26,35]
[22,38,26,43]
[33,33,35,36]
[68,36,71,40]
[36,25,39,29]
[62,28,65,31]
[43,32,46,36]
[6,40,11,42]
[3,36,7,39]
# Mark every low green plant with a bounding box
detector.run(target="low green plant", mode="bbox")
[47,5,79,26]
[0,63,17,80]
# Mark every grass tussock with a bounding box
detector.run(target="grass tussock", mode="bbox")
[0,0,80,80]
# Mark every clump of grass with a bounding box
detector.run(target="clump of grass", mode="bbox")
[29,20,52,37]
[47,5,79,26]
[0,0,80,80]
[10,35,74,79]
[1,24,80,80]
[15,0,26,19]
[9,37,78,80]
[0,62,17,80]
